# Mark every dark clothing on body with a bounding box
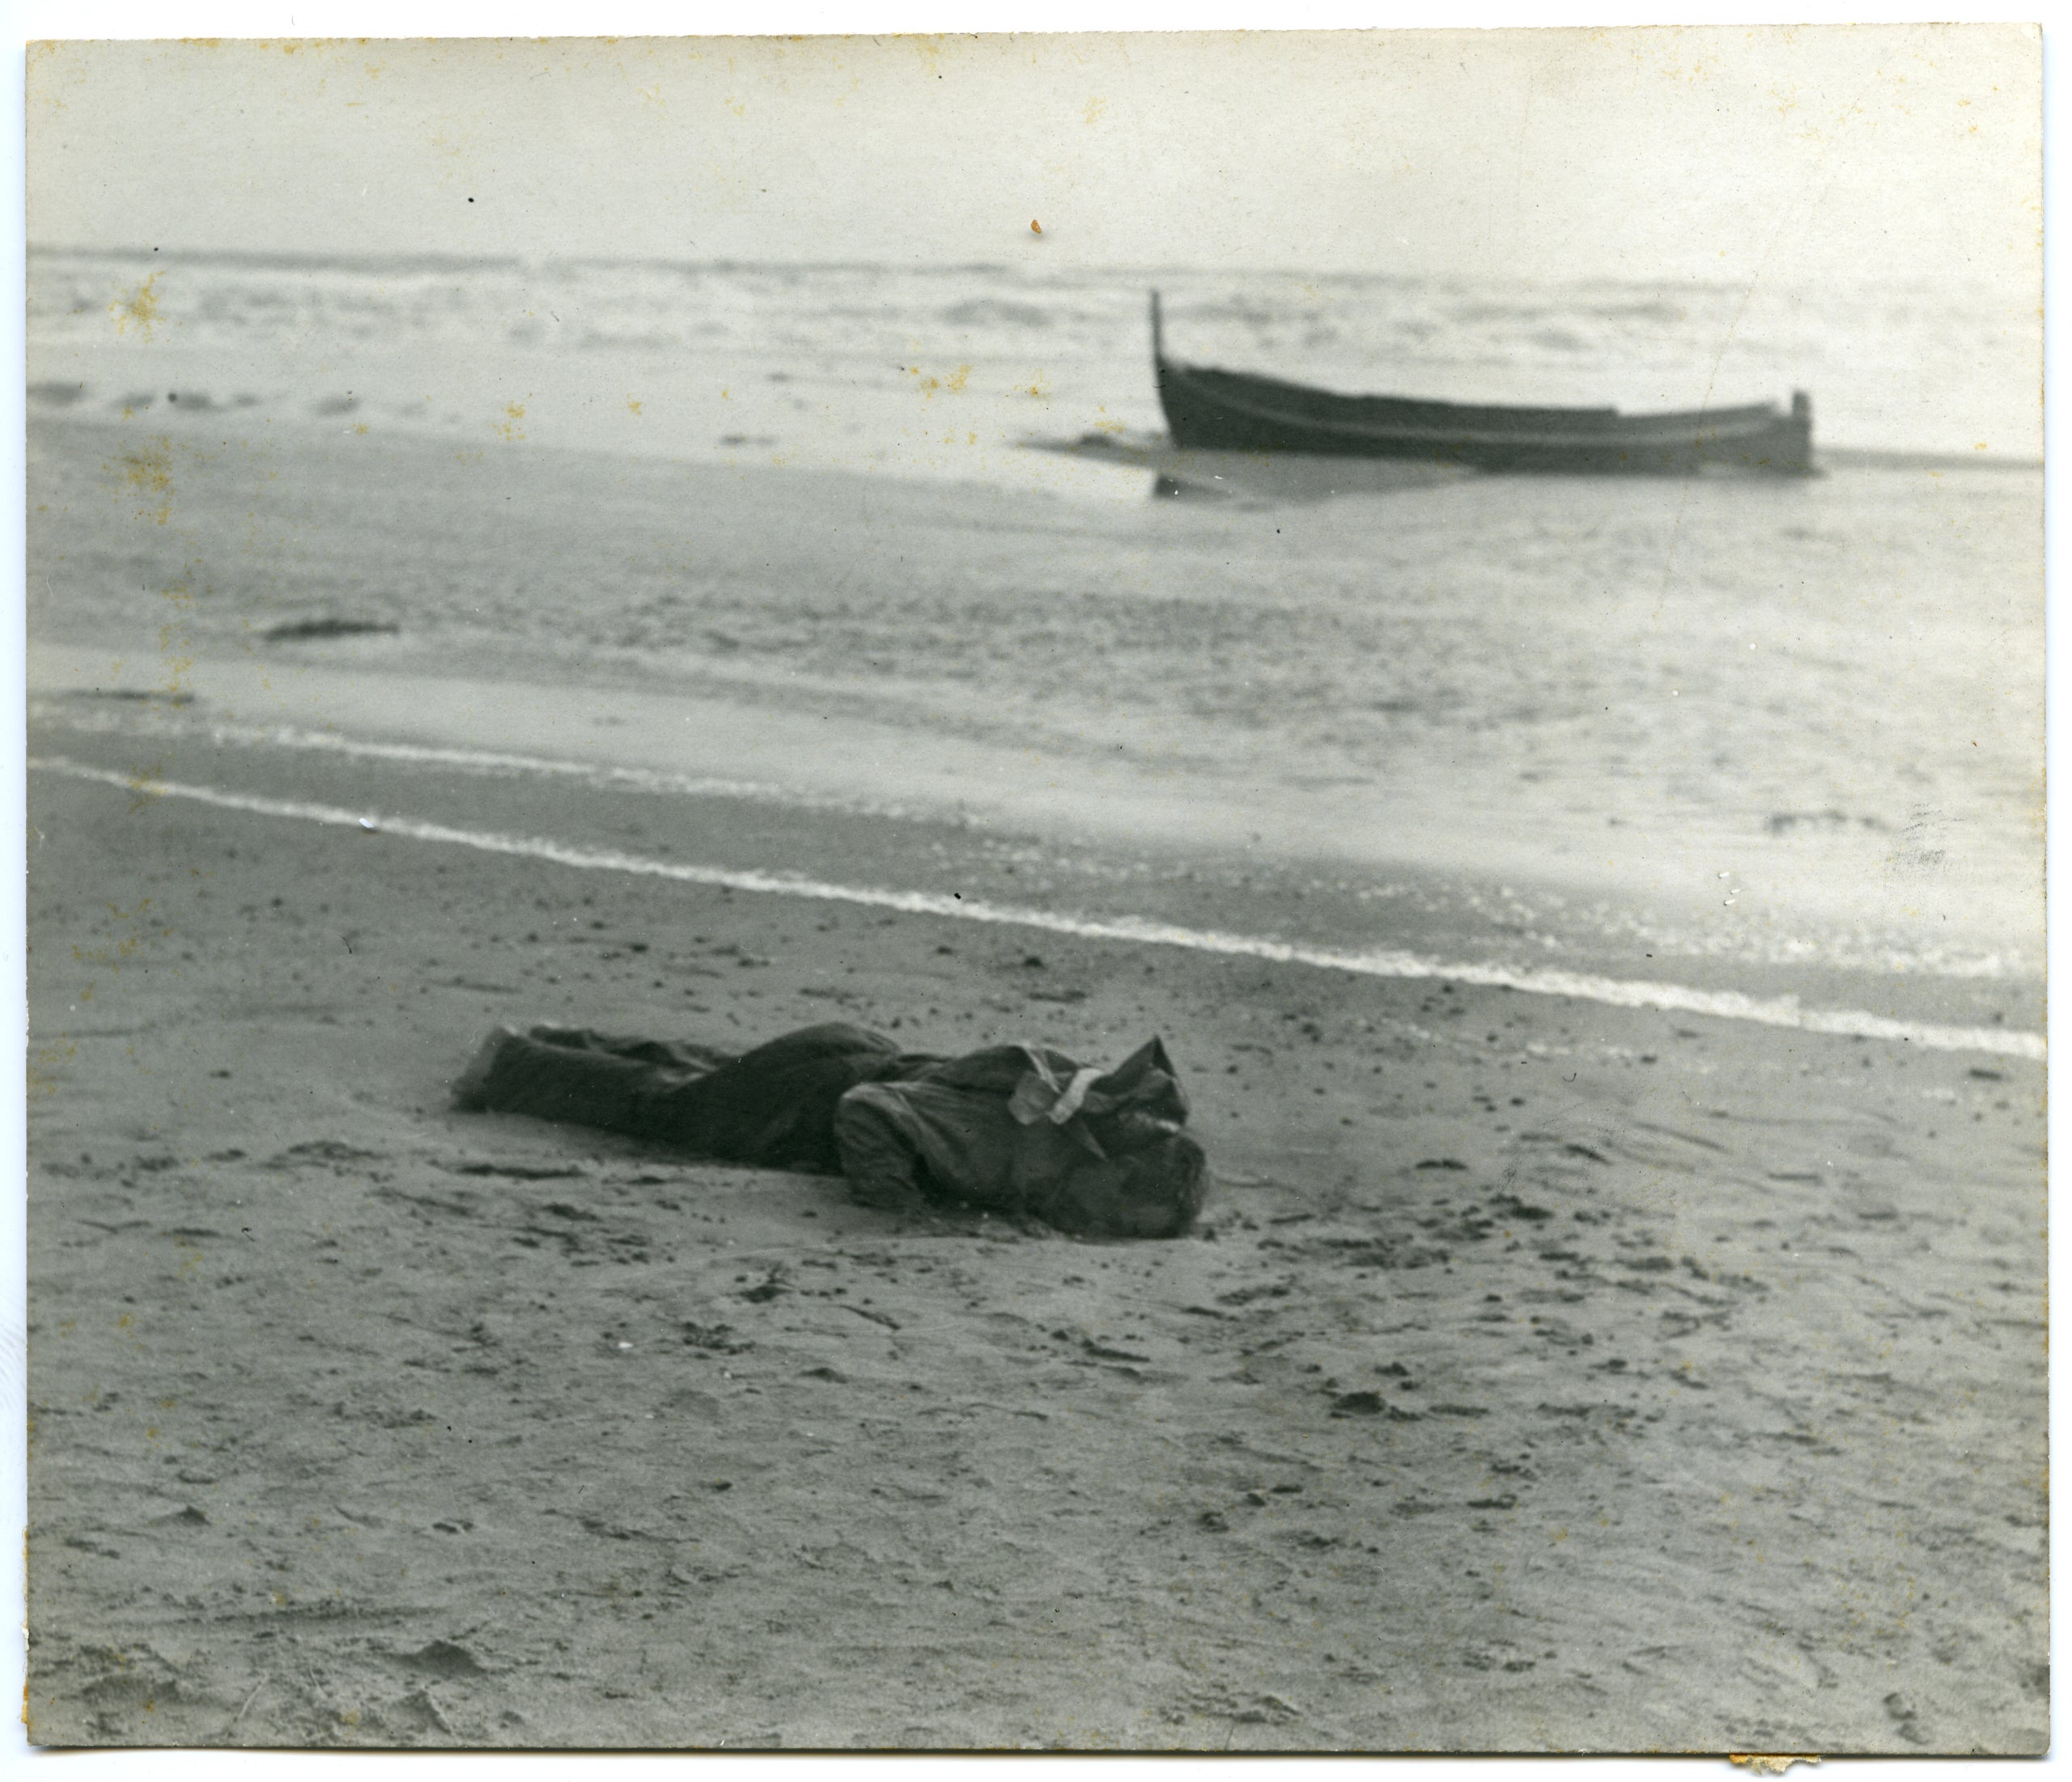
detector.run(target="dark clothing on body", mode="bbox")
[465,1021,1207,1238]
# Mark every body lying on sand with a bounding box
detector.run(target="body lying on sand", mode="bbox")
[454,1020,1211,1240]
[24,757,2046,1750]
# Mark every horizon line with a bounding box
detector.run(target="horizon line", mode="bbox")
[23,241,2006,295]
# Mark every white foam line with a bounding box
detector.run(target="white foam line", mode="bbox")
[34,753,2043,1063]
[31,702,2036,986]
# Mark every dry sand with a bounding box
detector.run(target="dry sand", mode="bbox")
[24,737,2046,1751]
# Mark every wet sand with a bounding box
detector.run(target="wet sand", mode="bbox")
[24,737,2047,1751]
[28,412,2045,986]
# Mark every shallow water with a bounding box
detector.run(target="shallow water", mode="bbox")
[27,251,2044,995]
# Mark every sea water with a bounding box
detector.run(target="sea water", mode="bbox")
[28,248,2042,472]
[26,248,2045,1005]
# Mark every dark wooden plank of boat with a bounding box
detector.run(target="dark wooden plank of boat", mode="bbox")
[1156,359,1811,473]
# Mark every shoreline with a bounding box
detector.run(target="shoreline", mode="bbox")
[28,406,2044,988]
[24,753,2047,1750]
[26,749,2044,1063]
[28,638,2045,1028]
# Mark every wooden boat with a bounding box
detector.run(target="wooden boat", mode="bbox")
[1150,291,1814,476]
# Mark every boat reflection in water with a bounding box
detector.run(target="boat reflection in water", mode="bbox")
[1027,430,1475,503]
[1144,288,1814,485]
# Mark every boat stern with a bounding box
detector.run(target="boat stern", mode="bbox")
[1777,388,1816,474]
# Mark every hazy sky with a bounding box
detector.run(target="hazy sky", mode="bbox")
[28,26,2040,293]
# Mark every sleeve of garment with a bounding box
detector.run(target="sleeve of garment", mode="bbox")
[830,1083,934,1211]
[832,1079,1034,1216]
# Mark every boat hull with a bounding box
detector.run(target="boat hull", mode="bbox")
[1155,357,1815,476]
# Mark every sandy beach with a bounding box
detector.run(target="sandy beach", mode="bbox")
[19,27,2056,1764]
[23,32,2051,1759]
[25,663,2046,1751]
